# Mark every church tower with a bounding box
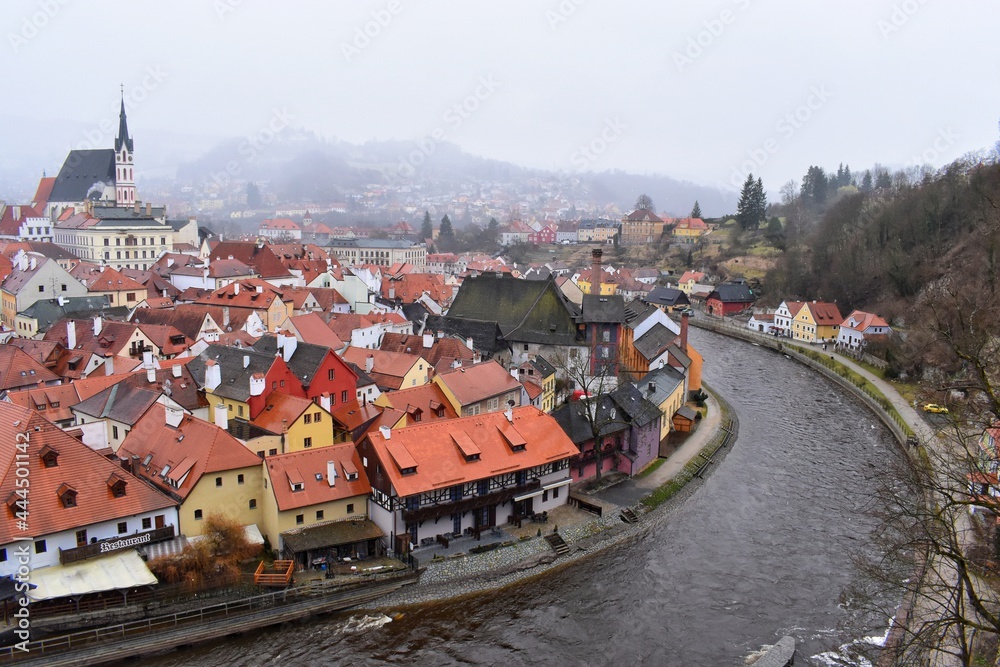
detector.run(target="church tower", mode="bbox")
[114,92,136,207]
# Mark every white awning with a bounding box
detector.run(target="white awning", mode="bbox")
[513,489,545,502]
[28,550,157,602]
[543,477,573,491]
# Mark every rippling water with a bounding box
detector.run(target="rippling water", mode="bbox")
[142,329,900,667]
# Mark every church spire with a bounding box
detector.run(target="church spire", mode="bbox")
[115,87,133,153]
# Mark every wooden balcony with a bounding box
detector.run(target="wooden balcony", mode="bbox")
[401,480,540,523]
[59,526,176,565]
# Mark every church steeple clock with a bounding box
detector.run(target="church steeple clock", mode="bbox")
[114,88,136,207]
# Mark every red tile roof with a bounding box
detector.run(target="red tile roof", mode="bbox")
[842,309,889,332]
[32,177,56,210]
[434,360,521,406]
[364,406,577,497]
[341,347,426,391]
[376,383,459,423]
[288,313,345,349]
[209,241,293,279]
[0,403,175,544]
[0,345,61,391]
[251,392,317,434]
[805,301,843,326]
[380,333,476,372]
[265,443,370,511]
[119,406,261,501]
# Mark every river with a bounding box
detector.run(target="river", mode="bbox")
[143,328,901,666]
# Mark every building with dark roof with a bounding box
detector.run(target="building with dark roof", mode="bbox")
[705,282,755,317]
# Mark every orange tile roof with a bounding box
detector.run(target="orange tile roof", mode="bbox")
[0,345,61,391]
[842,309,890,332]
[288,313,345,348]
[377,383,459,422]
[341,347,426,391]
[78,266,146,293]
[6,383,82,423]
[678,270,705,284]
[805,301,843,326]
[434,360,521,406]
[265,443,370,512]
[0,403,175,544]
[331,400,383,431]
[379,333,475,371]
[251,392,317,434]
[119,405,261,501]
[364,406,577,498]
[194,278,290,310]
[326,313,376,341]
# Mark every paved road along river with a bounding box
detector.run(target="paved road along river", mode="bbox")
[143,328,901,666]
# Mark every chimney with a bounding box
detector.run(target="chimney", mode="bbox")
[249,372,266,397]
[165,406,184,428]
[234,282,240,295]
[388,287,395,300]
[28,256,36,271]
[147,367,157,383]
[205,359,222,391]
[222,306,230,328]
[243,355,251,369]
[437,330,444,339]
[466,337,474,350]
[277,330,297,362]
[378,425,391,440]
[504,407,513,423]
[57,295,66,306]
[93,316,102,336]
[365,354,374,374]
[133,201,140,214]
[648,381,656,392]
[591,248,603,293]
[422,333,433,349]
[319,393,332,412]
[13,206,20,220]
[172,363,182,378]
[67,320,77,349]
[104,355,115,376]
[327,461,336,487]
[255,284,263,294]
[142,350,154,370]
[17,253,26,272]
[145,202,151,216]
[214,403,228,431]
[681,312,689,353]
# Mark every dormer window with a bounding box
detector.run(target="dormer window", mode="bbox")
[57,483,77,508]
[39,445,58,468]
[107,474,128,498]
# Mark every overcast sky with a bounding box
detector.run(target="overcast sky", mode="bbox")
[2,1,998,194]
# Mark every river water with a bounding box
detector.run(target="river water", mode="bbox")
[145,328,901,666]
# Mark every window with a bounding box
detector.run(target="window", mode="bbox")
[238,405,244,417]
[112,425,119,440]
[328,369,335,381]
[280,380,285,388]
[215,477,222,487]
[296,514,304,525]
[602,329,611,342]
[127,292,136,301]
[228,404,233,411]
[269,448,278,456]
[523,344,529,351]
[35,540,46,554]
[237,474,245,485]
[542,489,549,502]
[341,390,348,403]
[314,412,321,422]
[316,510,324,520]
[346,503,354,513]
[304,413,312,424]
[142,517,152,530]
[0,548,6,562]
[194,509,203,520]
[61,284,67,292]
[553,486,560,499]
[76,530,88,547]
[38,285,44,293]
[118,521,128,534]
[249,499,257,509]
[303,437,312,448]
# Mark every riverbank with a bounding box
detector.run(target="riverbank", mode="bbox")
[366,388,737,609]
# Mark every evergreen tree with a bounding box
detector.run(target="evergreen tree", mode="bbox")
[635,194,655,212]
[753,177,767,223]
[482,217,499,248]
[736,174,757,229]
[690,200,702,219]
[874,167,893,190]
[420,211,433,240]
[860,170,874,193]
[801,166,829,206]
[439,215,454,239]
[246,182,262,209]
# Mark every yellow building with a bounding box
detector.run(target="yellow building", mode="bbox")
[792,301,843,343]
[670,217,709,243]
[250,393,334,454]
[118,405,265,537]
[576,270,617,295]
[261,443,377,566]
[641,366,688,441]
[515,356,557,413]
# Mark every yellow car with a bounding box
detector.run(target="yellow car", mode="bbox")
[922,403,949,414]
